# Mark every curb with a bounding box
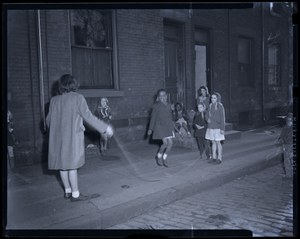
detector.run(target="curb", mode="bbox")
[52,152,282,229]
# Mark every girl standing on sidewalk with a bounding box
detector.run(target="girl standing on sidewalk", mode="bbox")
[46,74,114,201]
[95,97,112,156]
[205,92,225,165]
[148,89,174,167]
[194,102,210,159]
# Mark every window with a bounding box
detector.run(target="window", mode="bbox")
[268,43,280,85]
[238,37,252,86]
[70,10,115,89]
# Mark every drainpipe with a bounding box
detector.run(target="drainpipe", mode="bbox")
[228,9,231,123]
[28,10,37,149]
[36,9,46,131]
[261,3,266,121]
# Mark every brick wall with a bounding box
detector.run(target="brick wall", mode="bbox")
[6,6,292,165]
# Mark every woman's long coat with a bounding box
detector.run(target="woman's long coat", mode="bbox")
[149,102,173,140]
[46,92,108,170]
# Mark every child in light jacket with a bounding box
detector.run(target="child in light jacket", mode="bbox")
[205,92,225,165]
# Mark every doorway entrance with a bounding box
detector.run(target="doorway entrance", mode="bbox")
[164,21,184,104]
[195,28,210,98]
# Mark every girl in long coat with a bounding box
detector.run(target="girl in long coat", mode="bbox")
[46,74,114,201]
[148,89,174,167]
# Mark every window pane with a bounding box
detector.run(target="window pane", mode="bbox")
[238,38,251,63]
[71,10,109,48]
[268,44,280,85]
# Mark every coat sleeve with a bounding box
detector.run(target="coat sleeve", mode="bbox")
[220,105,225,131]
[149,105,158,131]
[77,95,108,133]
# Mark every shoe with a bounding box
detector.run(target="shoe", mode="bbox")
[70,194,89,202]
[162,158,168,167]
[64,192,71,199]
[213,159,222,165]
[207,158,216,164]
[206,156,211,160]
[156,155,162,166]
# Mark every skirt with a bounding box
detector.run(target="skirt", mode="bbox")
[205,128,225,141]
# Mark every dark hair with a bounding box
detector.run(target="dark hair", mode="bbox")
[198,86,210,97]
[156,89,167,102]
[58,74,80,94]
[175,102,183,110]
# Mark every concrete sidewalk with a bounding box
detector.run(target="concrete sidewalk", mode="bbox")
[5,125,285,230]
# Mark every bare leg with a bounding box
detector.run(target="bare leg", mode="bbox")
[212,140,217,159]
[216,141,222,160]
[60,170,71,190]
[68,169,79,193]
[164,138,173,155]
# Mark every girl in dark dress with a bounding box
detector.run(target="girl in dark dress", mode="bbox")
[194,102,210,159]
[148,89,174,167]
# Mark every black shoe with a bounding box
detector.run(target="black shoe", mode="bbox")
[156,155,162,166]
[213,159,222,165]
[64,192,71,199]
[70,194,89,202]
[162,158,168,167]
[207,158,216,164]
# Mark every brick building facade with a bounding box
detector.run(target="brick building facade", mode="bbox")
[5,3,294,165]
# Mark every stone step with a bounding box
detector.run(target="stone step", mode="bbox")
[225,123,233,131]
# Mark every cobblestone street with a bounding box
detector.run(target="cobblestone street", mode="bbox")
[109,163,294,237]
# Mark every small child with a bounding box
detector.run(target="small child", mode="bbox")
[276,113,293,178]
[194,102,210,159]
[205,92,225,165]
[148,89,174,167]
[95,97,112,156]
[174,102,192,137]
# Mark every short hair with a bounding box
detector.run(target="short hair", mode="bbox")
[156,89,167,102]
[197,102,205,108]
[58,74,80,94]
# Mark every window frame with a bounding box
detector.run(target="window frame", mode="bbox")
[69,9,120,93]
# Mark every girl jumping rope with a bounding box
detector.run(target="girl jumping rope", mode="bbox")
[205,92,225,165]
[148,89,174,167]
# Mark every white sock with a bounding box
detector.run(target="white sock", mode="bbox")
[163,154,167,160]
[157,152,162,158]
[65,188,71,193]
[72,190,80,198]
